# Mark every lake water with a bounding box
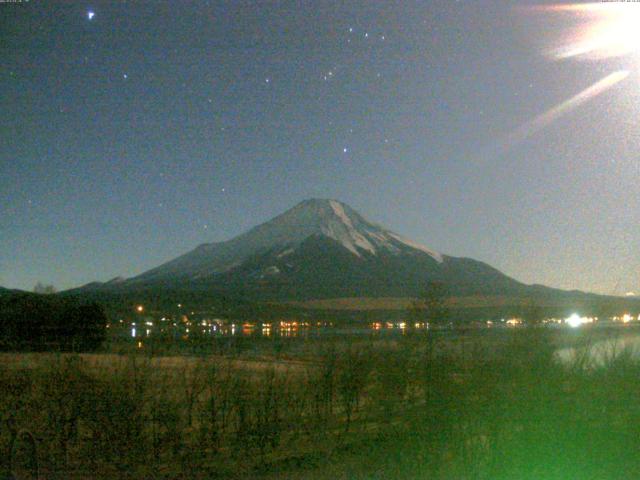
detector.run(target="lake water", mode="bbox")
[556,332,640,366]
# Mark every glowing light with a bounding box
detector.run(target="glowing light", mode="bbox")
[565,313,595,328]
[87,11,95,20]
[136,305,144,313]
[131,327,136,337]
[566,314,583,328]
[506,70,628,148]
[530,3,640,60]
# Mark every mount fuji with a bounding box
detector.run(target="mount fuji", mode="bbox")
[91,198,540,301]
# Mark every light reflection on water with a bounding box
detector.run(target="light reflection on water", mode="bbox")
[556,334,640,366]
[190,322,417,339]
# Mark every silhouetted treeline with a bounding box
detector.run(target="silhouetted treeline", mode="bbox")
[0,293,107,351]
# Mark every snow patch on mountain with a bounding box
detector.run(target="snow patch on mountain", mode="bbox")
[318,200,441,261]
[277,248,294,258]
[387,232,443,263]
[130,198,443,282]
[300,200,374,256]
[264,266,280,275]
[321,220,376,256]
[330,200,355,229]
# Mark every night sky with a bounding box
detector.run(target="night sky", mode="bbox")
[2,1,639,295]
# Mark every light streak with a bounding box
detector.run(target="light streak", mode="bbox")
[504,70,628,148]
[525,3,640,60]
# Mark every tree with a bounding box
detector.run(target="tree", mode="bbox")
[0,294,107,351]
[519,299,545,325]
[33,282,57,294]
[69,303,108,351]
[408,281,450,329]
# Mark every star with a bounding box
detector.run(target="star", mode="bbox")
[123,73,128,80]
[343,147,348,153]
[87,11,95,20]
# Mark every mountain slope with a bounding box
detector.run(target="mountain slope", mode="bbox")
[113,198,533,300]
[132,199,442,284]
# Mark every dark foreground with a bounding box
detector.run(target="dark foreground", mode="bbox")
[2,328,640,479]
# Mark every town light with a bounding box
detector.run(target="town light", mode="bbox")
[566,313,583,328]
[564,313,595,328]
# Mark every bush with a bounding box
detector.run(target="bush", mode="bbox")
[0,293,107,352]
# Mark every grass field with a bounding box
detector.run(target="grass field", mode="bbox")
[2,327,640,479]
[285,295,542,310]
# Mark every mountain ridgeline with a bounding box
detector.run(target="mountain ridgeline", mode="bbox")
[73,198,622,309]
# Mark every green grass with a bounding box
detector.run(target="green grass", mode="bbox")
[2,328,640,479]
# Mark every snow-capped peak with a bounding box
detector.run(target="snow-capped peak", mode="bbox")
[283,198,442,262]
[329,200,354,229]
[132,198,443,283]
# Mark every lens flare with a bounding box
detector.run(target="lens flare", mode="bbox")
[526,3,640,60]
[504,70,628,148]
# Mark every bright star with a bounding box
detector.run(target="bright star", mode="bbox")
[87,11,95,20]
